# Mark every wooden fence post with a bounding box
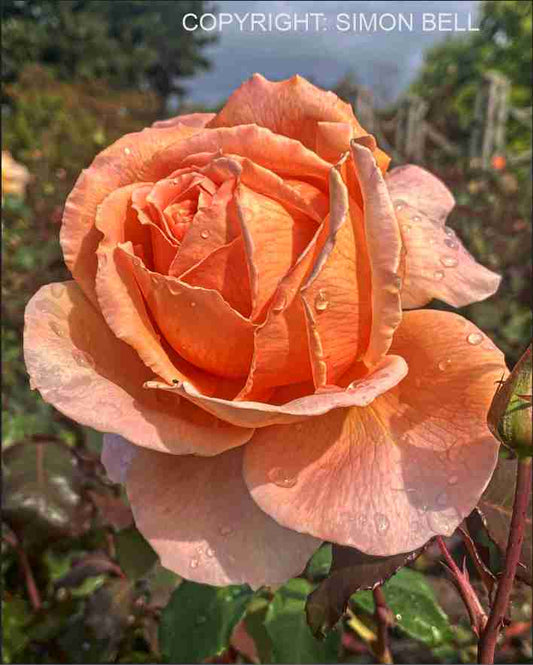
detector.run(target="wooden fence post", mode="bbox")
[470,71,510,168]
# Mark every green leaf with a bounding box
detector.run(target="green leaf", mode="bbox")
[265,578,340,664]
[306,543,422,638]
[239,594,273,663]
[305,543,332,581]
[2,597,31,663]
[159,582,253,664]
[351,568,453,648]
[114,526,158,581]
[477,455,532,584]
[2,439,91,548]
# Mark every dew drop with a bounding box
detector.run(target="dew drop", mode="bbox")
[396,614,403,622]
[190,301,197,308]
[467,332,484,346]
[444,227,455,237]
[433,270,445,281]
[401,223,412,233]
[268,467,297,488]
[444,238,459,250]
[448,475,459,486]
[124,147,131,155]
[440,256,458,268]
[375,513,390,533]
[200,229,210,239]
[49,321,65,338]
[438,359,452,372]
[72,349,96,369]
[272,292,287,313]
[412,215,421,222]
[314,289,329,312]
[189,558,199,569]
[219,526,233,537]
[395,201,405,211]
[206,547,215,558]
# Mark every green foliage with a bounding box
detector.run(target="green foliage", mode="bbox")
[159,583,254,663]
[351,568,454,648]
[2,0,216,106]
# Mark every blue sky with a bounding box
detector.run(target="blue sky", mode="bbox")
[181,0,479,108]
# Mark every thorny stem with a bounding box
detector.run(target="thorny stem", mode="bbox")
[458,524,497,598]
[477,457,532,664]
[3,531,42,612]
[372,586,394,664]
[436,536,488,636]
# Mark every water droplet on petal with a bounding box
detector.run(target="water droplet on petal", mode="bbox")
[268,467,297,488]
[448,475,459,486]
[206,547,215,558]
[190,301,197,308]
[395,201,405,211]
[72,349,96,369]
[219,526,233,537]
[49,321,65,338]
[433,270,445,281]
[124,147,131,155]
[401,223,412,233]
[444,227,455,237]
[200,229,210,239]
[412,215,421,222]
[444,238,459,249]
[189,558,199,569]
[375,513,390,533]
[36,299,63,319]
[438,359,452,371]
[314,289,329,312]
[467,332,484,346]
[441,256,458,268]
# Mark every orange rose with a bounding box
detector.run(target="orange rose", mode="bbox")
[25,75,506,588]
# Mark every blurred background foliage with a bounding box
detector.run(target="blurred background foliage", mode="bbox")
[2,0,531,663]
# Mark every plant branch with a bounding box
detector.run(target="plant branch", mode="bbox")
[458,524,497,598]
[477,457,532,664]
[3,531,42,612]
[372,586,394,664]
[436,536,487,636]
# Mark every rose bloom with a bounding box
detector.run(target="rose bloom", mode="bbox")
[25,75,506,588]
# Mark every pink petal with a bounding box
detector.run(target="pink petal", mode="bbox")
[243,310,506,556]
[125,445,321,588]
[24,282,254,454]
[386,165,501,308]
[350,140,403,367]
[101,433,138,484]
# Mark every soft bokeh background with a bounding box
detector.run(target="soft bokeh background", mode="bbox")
[2,1,531,663]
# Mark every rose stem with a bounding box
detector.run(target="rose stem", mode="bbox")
[372,585,394,664]
[3,531,42,612]
[477,457,532,664]
[436,536,487,636]
[458,524,497,598]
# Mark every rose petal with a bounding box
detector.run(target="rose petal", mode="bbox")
[125,445,321,588]
[24,282,254,454]
[146,354,407,428]
[152,113,216,129]
[316,121,390,172]
[121,247,255,379]
[386,165,501,308]
[350,140,403,367]
[101,433,138,484]
[243,310,506,556]
[61,123,199,303]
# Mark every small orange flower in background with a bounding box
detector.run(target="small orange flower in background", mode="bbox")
[24,75,506,588]
[2,150,31,200]
[491,154,506,171]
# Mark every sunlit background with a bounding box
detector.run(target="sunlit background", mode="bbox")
[2,1,531,663]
